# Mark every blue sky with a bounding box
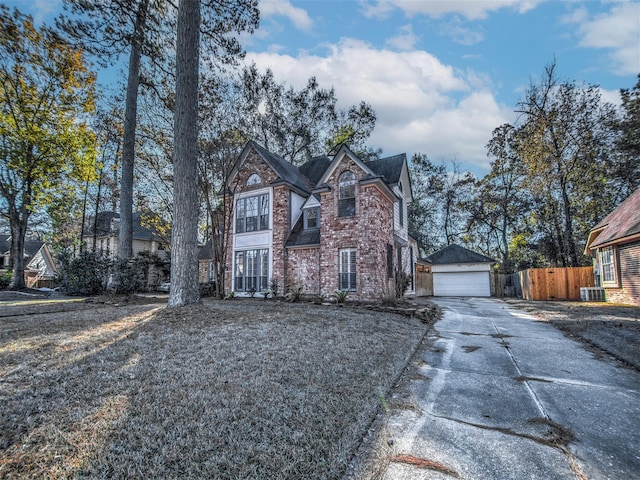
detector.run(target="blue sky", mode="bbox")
[9,0,640,175]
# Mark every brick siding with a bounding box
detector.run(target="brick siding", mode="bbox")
[605,240,640,306]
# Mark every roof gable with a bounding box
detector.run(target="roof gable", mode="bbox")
[316,144,376,186]
[425,244,496,265]
[587,188,640,250]
[229,141,310,194]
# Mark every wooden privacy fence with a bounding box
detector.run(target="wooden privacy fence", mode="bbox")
[494,267,594,301]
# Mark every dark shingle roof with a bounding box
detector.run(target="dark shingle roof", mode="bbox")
[250,141,310,193]
[285,217,320,248]
[87,211,166,241]
[425,244,496,265]
[365,154,406,184]
[299,156,332,185]
[0,234,45,258]
[589,188,640,248]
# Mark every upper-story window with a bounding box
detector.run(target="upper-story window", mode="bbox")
[304,207,320,229]
[338,170,356,217]
[236,193,269,233]
[247,173,261,186]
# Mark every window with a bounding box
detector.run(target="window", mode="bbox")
[247,173,261,186]
[600,247,616,284]
[338,171,355,217]
[304,207,319,229]
[236,193,269,233]
[339,248,356,290]
[386,244,393,278]
[235,249,269,292]
[398,197,404,227]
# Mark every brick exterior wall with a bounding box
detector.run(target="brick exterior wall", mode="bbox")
[224,150,280,294]
[605,240,640,306]
[271,186,289,289]
[316,157,395,300]
[286,247,321,294]
[226,147,408,301]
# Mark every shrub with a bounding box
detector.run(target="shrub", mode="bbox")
[285,285,304,303]
[0,271,11,289]
[112,258,146,295]
[333,289,349,304]
[269,278,280,298]
[58,251,111,295]
[395,269,411,298]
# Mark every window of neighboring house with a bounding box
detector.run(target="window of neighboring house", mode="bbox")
[247,173,261,186]
[600,247,616,284]
[304,207,320,229]
[234,249,269,292]
[386,244,393,278]
[338,171,356,217]
[339,248,356,290]
[236,193,269,233]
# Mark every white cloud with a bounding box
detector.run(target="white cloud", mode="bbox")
[245,39,512,174]
[440,16,485,45]
[570,2,640,75]
[385,24,420,51]
[259,0,313,31]
[361,0,543,20]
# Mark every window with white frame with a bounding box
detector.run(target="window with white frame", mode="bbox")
[234,249,269,292]
[236,193,269,233]
[339,248,356,290]
[338,171,356,217]
[600,247,616,284]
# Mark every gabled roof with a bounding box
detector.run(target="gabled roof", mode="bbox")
[316,144,377,186]
[366,154,406,184]
[0,234,47,259]
[231,141,311,194]
[285,216,320,248]
[299,156,332,185]
[425,244,496,265]
[85,211,166,241]
[585,188,640,252]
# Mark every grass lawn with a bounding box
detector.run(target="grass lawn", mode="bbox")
[0,299,428,479]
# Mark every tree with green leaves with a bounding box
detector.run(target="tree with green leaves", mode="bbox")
[615,74,640,198]
[238,65,377,164]
[467,123,529,272]
[0,7,98,288]
[516,60,618,267]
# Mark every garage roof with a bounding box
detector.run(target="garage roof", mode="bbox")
[426,244,496,265]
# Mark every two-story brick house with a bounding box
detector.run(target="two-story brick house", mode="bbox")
[223,141,417,300]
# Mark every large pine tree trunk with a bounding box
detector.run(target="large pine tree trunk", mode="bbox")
[118,0,148,260]
[168,0,201,307]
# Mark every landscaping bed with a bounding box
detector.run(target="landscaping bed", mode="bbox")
[0,298,431,479]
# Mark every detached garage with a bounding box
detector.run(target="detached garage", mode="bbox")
[425,244,496,297]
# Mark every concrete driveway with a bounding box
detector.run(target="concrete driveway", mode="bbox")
[381,297,640,480]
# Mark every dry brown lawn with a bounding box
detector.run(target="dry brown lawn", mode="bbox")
[0,298,428,479]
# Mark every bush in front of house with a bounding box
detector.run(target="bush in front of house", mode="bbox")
[58,250,111,295]
[0,271,11,289]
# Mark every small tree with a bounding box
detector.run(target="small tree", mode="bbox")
[0,7,98,288]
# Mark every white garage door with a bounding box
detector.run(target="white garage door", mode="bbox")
[433,271,490,297]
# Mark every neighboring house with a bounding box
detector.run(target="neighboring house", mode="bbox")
[584,188,640,306]
[0,234,58,288]
[82,211,170,288]
[82,211,169,259]
[425,244,496,297]
[222,141,417,300]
